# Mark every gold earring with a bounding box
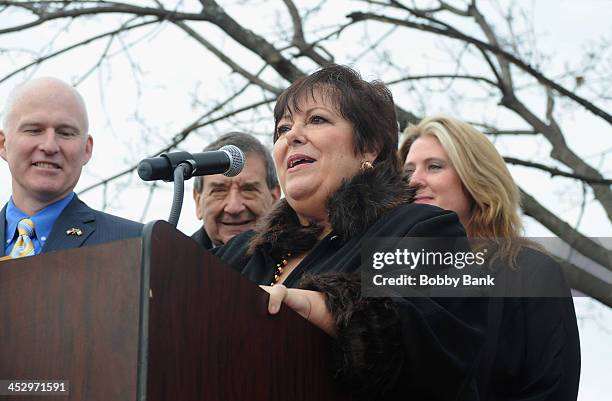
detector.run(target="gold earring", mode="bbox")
[360,161,373,171]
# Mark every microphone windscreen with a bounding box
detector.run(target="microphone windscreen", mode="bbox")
[220,145,245,177]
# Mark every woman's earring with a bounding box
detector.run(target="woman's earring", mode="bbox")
[360,160,373,171]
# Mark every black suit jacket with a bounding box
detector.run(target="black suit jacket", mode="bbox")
[191,227,214,250]
[0,195,143,254]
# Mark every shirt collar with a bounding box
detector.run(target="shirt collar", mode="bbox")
[5,193,75,243]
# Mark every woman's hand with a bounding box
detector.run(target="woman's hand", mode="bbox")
[259,284,337,338]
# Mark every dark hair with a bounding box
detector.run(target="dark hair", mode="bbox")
[273,64,400,172]
[193,132,278,193]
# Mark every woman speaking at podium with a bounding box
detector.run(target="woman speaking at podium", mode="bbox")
[214,65,486,400]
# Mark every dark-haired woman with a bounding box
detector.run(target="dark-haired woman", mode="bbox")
[214,65,487,400]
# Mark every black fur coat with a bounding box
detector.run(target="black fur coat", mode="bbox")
[213,164,486,400]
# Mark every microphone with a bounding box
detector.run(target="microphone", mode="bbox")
[137,145,245,182]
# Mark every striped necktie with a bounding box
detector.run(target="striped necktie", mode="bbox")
[5,218,36,260]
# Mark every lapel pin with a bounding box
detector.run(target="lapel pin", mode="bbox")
[66,228,83,236]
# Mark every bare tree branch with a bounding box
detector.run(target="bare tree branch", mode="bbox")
[386,73,498,87]
[503,92,612,220]
[0,17,159,84]
[485,130,537,136]
[469,2,514,90]
[520,188,612,273]
[173,21,281,95]
[347,11,612,125]
[375,1,612,220]
[73,32,115,86]
[505,157,612,185]
[78,97,275,195]
[199,0,304,82]
[560,259,612,308]
[0,1,207,34]
[349,25,397,64]
[438,1,470,17]
[279,0,331,65]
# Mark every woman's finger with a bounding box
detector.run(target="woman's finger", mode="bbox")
[259,284,288,314]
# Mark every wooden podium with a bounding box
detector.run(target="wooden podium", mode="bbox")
[0,221,350,401]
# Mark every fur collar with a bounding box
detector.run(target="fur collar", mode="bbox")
[248,163,415,257]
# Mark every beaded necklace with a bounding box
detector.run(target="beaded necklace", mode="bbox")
[271,252,292,285]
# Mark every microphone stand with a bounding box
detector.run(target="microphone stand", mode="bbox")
[164,153,197,227]
[168,164,191,227]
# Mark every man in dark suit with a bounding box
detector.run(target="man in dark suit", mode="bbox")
[192,132,280,248]
[0,77,141,259]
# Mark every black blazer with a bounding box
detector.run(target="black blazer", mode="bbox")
[0,195,143,254]
[476,248,581,401]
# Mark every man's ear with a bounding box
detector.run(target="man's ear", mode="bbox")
[271,185,281,202]
[193,187,203,220]
[83,135,93,165]
[0,129,7,162]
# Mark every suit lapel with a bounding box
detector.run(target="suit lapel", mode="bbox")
[42,196,96,253]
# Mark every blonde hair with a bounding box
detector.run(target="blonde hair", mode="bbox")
[400,115,525,261]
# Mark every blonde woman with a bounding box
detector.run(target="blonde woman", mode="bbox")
[400,115,580,401]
